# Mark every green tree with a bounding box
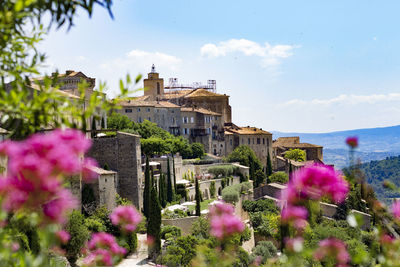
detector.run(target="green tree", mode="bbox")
[195,178,201,216]
[148,186,162,259]
[268,171,289,184]
[143,157,151,218]
[173,156,177,193]
[101,116,105,129]
[64,211,89,267]
[284,149,306,162]
[141,137,171,157]
[191,143,205,159]
[167,157,174,202]
[210,181,216,198]
[266,152,273,177]
[107,112,134,130]
[254,169,267,188]
[159,173,167,208]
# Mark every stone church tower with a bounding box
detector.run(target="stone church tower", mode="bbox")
[143,64,164,101]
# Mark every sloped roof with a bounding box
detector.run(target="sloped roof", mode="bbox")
[118,100,180,108]
[29,83,80,99]
[163,89,194,99]
[273,137,322,148]
[88,166,117,175]
[180,107,221,116]
[184,88,228,98]
[225,126,272,135]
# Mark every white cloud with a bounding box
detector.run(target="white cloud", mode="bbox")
[283,93,400,106]
[200,39,296,68]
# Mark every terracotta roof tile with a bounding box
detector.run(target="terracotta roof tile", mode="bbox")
[180,107,221,116]
[225,126,272,135]
[184,89,228,98]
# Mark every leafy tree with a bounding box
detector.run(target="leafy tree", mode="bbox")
[107,112,134,130]
[64,211,89,267]
[167,157,174,202]
[249,241,277,265]
[226,145,262,174]
[160,225,182,240]
[269,171,289,184]
[191,143,205,159]
[195,178,201,216]
[148,186,162,259]
[191,217,211,239]
[158,236,199,267]
[173,157,177,192]
[141,137,171,156]
[266,152,273,177]
[101,116,105,129]
[143,157,150,218]
[284,149,306,162]
[254,169,267,188]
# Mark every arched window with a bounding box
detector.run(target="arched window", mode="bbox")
[157,82,160,94]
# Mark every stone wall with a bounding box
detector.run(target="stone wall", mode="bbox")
[88,132,142,210]
[186,176,240,201]
[162,216,200,235]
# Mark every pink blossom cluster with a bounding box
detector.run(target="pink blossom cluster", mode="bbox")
[345,136,358,149]
[56,230,70,244]
[391,200,400,220]
[313,238,350,267]
[280,164,349,231]
[209,202,245,240]
[0,129,98,223]
[82,232,127,266]
[110,205,142,233]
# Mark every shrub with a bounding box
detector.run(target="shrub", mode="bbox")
[191,217,211,239]
[126,232,138,253]
[210,181,216,198]
[284,149,306,162]
[222,186,240,203]
[254,169,267,187]
[161,225,182,240]
[249,241,277,264]
[208,165,239,178]
[84,217,106,233]
[242,199,279,214]
[268,171,289,184]
[64,211,89,266]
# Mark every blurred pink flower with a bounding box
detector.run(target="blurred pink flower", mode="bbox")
[0,129,97,224]
[313,238,349,266]
[209,202,244,240]
[391,201,400,219]
[83,232,126,266]
[56,230,70,244]
[285,237,304,252]
[82,158,99,183]
[281,205,308,230]
[345,136,358,149]
[110,205,142,233]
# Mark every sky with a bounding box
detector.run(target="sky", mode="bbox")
[38,0,400,133]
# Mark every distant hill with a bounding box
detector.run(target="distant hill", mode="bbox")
[272,125,400,168]
[360,155,400,202]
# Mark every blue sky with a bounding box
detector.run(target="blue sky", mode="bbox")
[39,0,400,132]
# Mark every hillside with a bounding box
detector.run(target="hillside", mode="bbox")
[360,155,400,202]
[272,125,400,168]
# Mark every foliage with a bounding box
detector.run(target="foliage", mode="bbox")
[141,136,171,156]
[266,152,273,177]
[64,211,89,266]
[158,235,199,267]
[167,157,174,202]
[195,178,201,216]
[115,193,133,206]
[254,169,267,187]
[269,171,289,184]
[222,182,253,204]
[191,217,211,240]
[143,157,150,218]
[148,187,161,258]
[107,112,134,130]
[226,145,262,175]
[242,199,279,214]
[160,225,182,241]
[84,217,106,233]
[159,173,167,208]
[249,241,277,265]
[191,142,206,159]
[208,165,239,178]
[162,208,188,219]
[284,148,306,162]
[210,181,216,198]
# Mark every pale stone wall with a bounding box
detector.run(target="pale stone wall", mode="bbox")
[162,216,199,236]
[186,177,240,201]
[144,72,164,101]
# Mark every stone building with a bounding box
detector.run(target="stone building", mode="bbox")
[180,107,223,153]
[87,132,142,210]
[116,100,181,135]
[224,124,273,167]
[272,137,323,161]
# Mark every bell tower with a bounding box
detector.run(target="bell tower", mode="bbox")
[143,64,164,101]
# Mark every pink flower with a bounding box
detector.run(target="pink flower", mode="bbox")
[82,158,99,183]
[110,205,142,233]
[83,232,126,266]
[281,205,308,230]
[392,201,400,219]
[209,202,244,240]
[313,238,349,266]
[282,164,349,205]
[0,129,97,224]
[56,230,70,244]
[285,237,304,252]
[345,136,358,149]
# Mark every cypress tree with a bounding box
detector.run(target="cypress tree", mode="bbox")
[266,152,273,177]
[167,157,173,202]
[195,178,201,216]
[143,157,150,218]
[172,156,177,193]
[101,116,105,129]
[159,173,167,208]
[147,186,161,259]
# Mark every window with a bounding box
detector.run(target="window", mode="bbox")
[230,139,233,146]
[157,82,160,94]
[248,138,250,145]
[148,117,151,121]
[137,108,141,112]
[172,110,174,113]
[191,117,194,123]
[138,117,142,123]
[263,138,265,145]
[147,108,150,112]
[125,108,132,113]
[184,128,188,135]
[257,138,260,144]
